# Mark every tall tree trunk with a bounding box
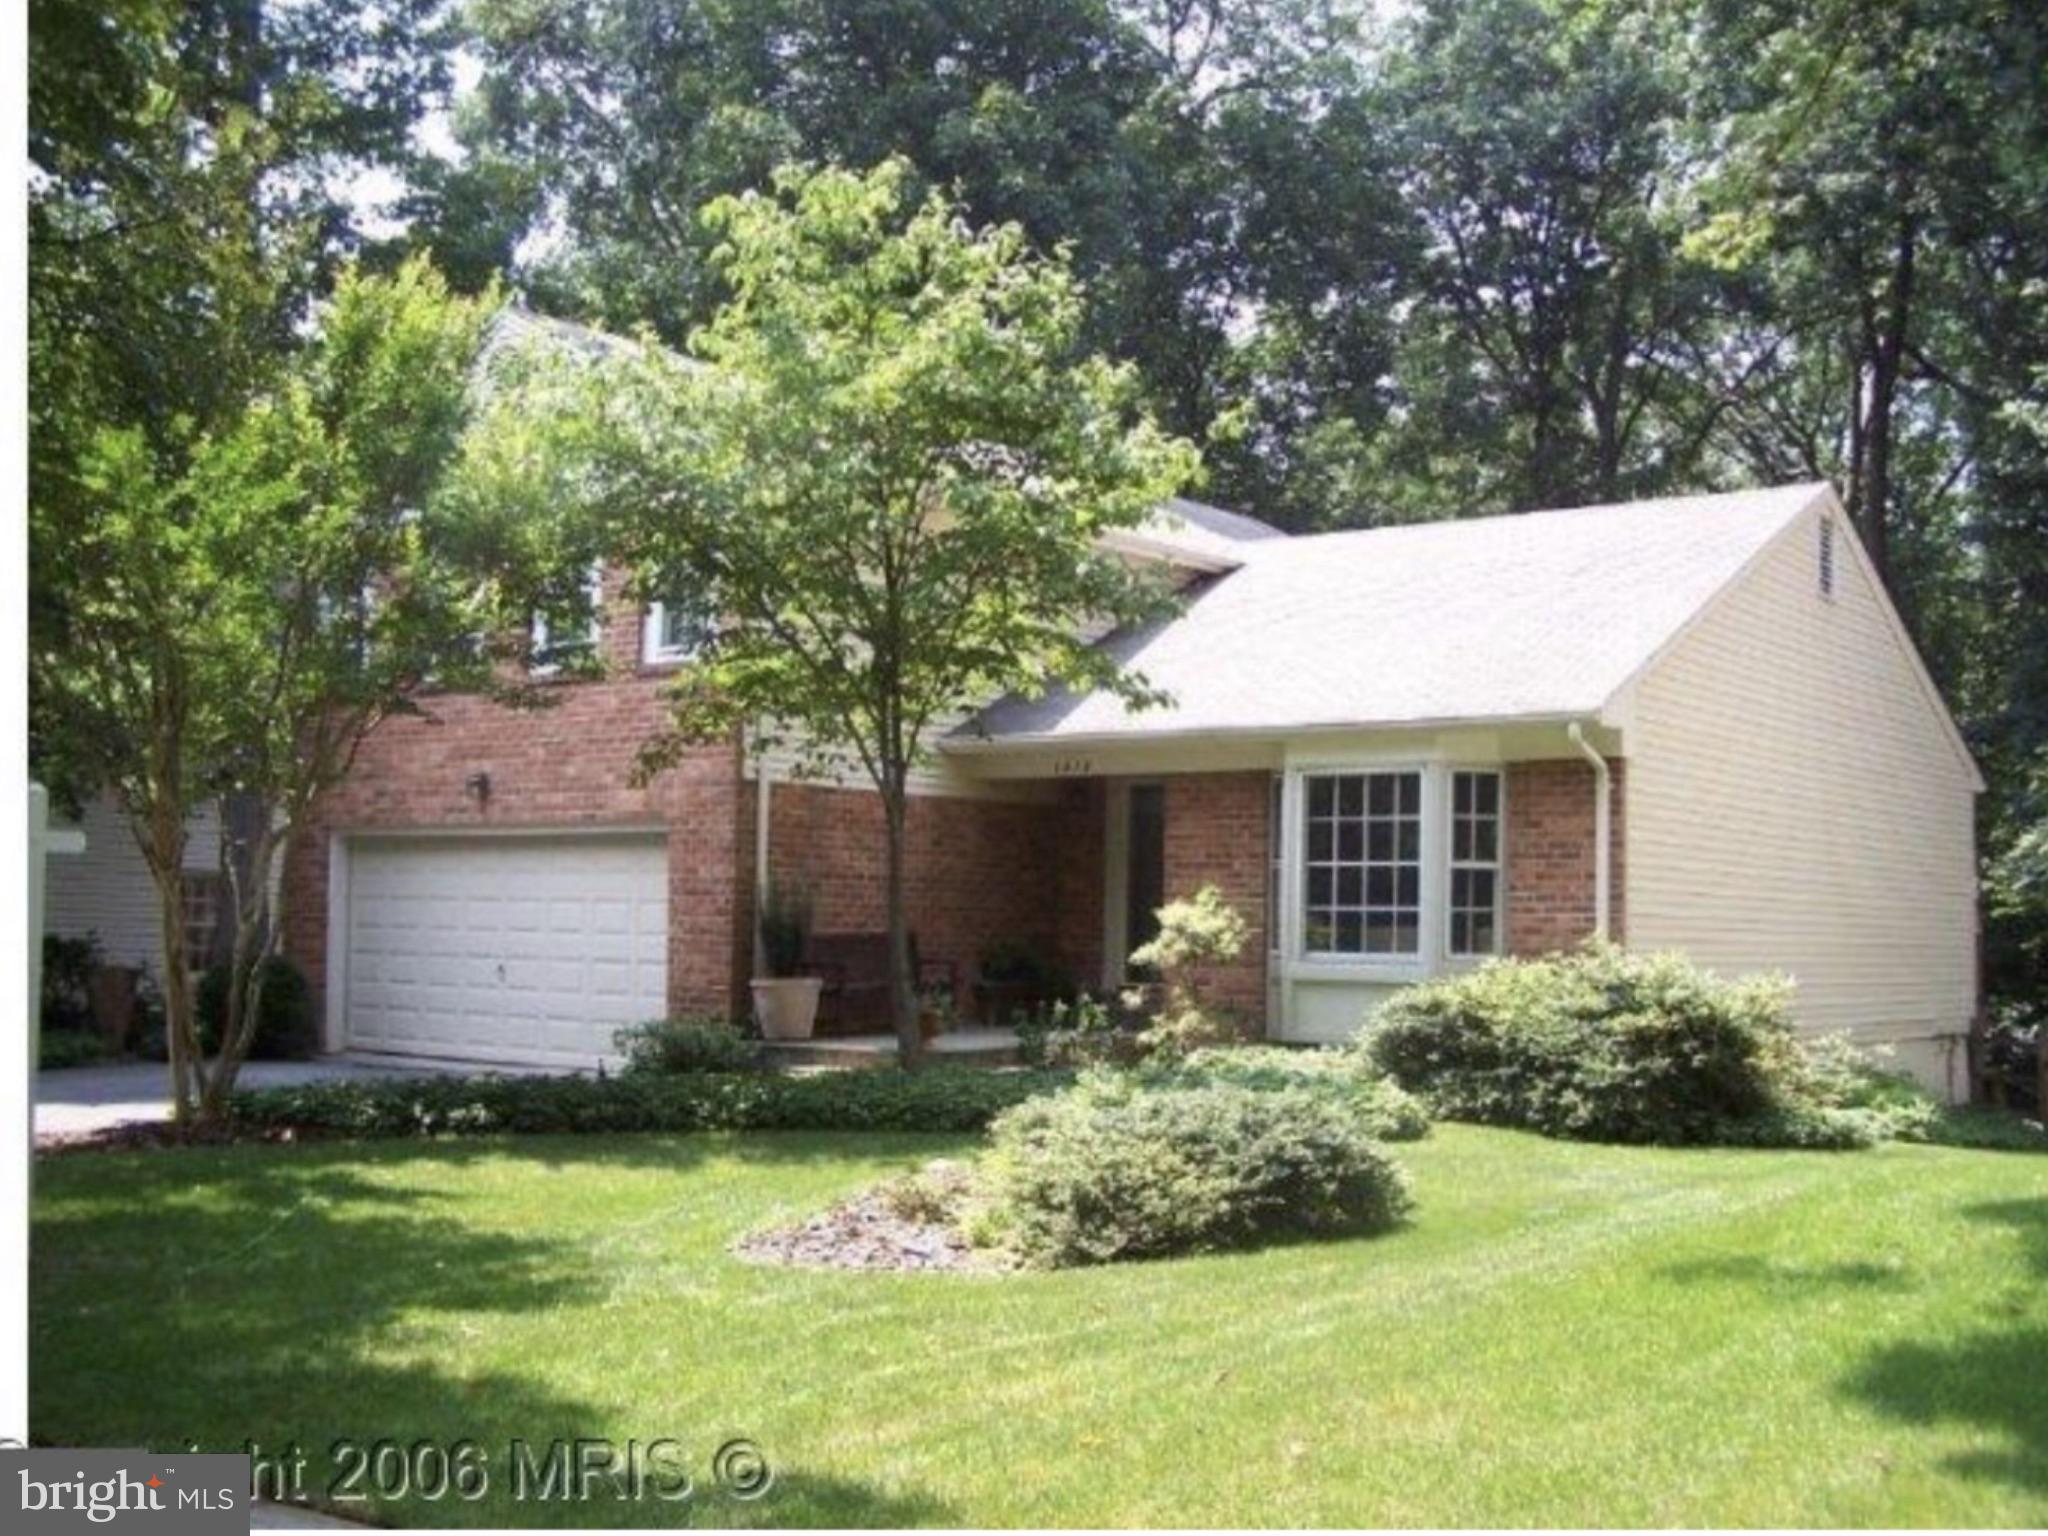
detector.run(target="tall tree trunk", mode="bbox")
[201,813,286,1125]
[141,805,196,1124]
[882,781,921,1068]
[1854,204,1918,597]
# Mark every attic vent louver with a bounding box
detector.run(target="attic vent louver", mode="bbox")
[1819,515,1836,598]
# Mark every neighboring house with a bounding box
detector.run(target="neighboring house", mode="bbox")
[281,481,1983,1098]
[43,795,236,980]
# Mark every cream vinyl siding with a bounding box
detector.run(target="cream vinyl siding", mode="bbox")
[44,795,224,973]
[1621,500,1979,1084]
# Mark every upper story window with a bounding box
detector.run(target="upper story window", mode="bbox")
[1448,769,1503,957]
[532,564,605,672]
[642,596,713,666]
[1302,770,1421,957]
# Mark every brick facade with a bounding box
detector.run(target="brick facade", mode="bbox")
[283,581,756,1020]
[284,573,1608,1045]
[1504,757,1627,955]
[763,781,1082,1014]
[1160,772,1270,1022]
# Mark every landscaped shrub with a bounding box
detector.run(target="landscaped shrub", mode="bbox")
[1978,1004,2042,1116]
[1129,1045,1432,1141]
[1129,884,1252,1056]
[1016,994,1149,1067]
[974,1073,1412,1266]
[228,1064,1071,1139]
[41,933,99,1036]
[194,956,318,1060]
[614,1016,760,1075]
[39,1029,107,1071]
[1361,944,1863,1147]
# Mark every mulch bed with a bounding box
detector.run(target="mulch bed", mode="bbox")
[734,1187,1010,1274]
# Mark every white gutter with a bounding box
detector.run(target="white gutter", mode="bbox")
[1566,722,1612,940]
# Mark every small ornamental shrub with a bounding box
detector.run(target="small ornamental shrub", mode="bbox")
[39,1029,107,1071]
[194,956,319,1060]
[877,1160,977,1225]
[757,882,812,978]
[614,1016,760,1075]
[1129,885,1251,1057]
[228,1064,1070,1139]
[1130,1046,1432,1141]
[41,933,100,1036]
[1789,1032,1945,1142]
[1361,944,1860,1147]
[976,1074,1412,1267]
[1016,994,1149,1067]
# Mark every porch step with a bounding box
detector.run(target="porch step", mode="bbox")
[760,1028,1024,1070]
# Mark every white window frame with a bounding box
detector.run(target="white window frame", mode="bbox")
[532,562,605,674]
[1297,765,1426,962]
[641,598,707,666]
[1445,766,1506,961]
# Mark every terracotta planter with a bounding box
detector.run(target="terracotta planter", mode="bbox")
[751,977,824,1041]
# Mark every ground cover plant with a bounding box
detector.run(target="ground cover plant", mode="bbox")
[29,1125,2048,1527]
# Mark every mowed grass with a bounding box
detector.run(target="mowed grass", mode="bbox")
[30,1125,2048,1528]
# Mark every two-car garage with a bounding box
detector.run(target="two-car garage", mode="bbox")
[333,830,669,1069]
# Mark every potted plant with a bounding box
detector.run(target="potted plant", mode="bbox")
[751,883,822,1040]
[918,984,958,1045]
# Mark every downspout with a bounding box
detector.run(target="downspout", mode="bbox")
[752,720,771,977]
[1566,722,1612,941]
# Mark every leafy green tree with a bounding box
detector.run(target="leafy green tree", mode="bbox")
[31,261,507,1123]
[435,0,1366,511]
[1363,0,1716,519]
[478,161,1199,1059]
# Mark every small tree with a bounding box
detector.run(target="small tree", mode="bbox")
[31,258,513,1123]
[484,160,1199,1061]
[1129,884,1252,1056]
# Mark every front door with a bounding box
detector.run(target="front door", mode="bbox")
[1122,783,1166,979]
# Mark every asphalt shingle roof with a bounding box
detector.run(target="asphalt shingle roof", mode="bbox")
[954,482,1833,746]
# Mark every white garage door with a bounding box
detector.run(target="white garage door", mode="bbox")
[344,833,668,1068]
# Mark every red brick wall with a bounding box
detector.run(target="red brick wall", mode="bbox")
[1160,772,1270,1023]
[282,580,753,1021]
[763,782,1085,1015]
[1505,757,1627,956]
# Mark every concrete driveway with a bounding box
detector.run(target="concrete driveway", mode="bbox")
[33,1054,506,1140]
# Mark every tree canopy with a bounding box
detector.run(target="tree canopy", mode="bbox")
[473,159,1198,1056]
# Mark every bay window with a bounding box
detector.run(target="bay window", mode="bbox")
[1448,769,1504,957]
[1289,763,1507,967]
[1302,770,1421,956]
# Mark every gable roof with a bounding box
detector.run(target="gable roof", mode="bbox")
[952,482,1836,747]
[1101,497,1287,572]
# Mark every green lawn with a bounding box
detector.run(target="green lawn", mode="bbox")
[30,1125,2048,1528]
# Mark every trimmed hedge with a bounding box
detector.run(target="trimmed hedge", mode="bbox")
[975,1074,1413,1267]
[227,1065,1071,1139]
[1361,945,1868,1147]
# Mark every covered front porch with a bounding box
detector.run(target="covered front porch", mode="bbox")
[938,718,1624,1044]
